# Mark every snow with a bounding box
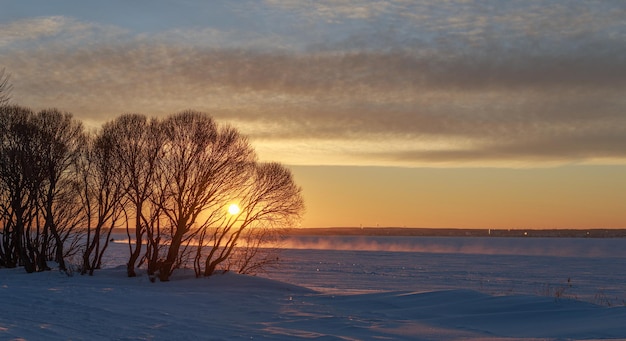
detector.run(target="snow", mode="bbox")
[1,235,626,340]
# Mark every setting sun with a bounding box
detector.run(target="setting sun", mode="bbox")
[227,204,240,215]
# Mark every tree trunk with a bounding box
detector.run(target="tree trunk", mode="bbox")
[127,236,142,277]
[158,228,185,281]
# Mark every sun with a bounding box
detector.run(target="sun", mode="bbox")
[227,204,241,215]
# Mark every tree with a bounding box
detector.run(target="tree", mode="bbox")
[102,111,303,281]
[152,111,257,281]
[77,131,126,275]
[2,107,304,279]
[32,109,86,272]
[102,114,163,277]
[0,106,40,271]
[198,162,304,277]
[0,106,85,273]
[0,68,11,106]
[222,222,285,275]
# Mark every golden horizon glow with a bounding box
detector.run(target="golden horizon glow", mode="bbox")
[289,165,626,229]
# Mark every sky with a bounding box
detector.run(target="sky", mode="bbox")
[1,0,625,229]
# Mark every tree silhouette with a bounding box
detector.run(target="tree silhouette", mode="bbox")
[100,114,163,277]
[153,111,258,280]
[0,106,85,273]
[103,111,304,281]
[198,162,304,277]
[77,129,126,275]
[1,106,304,279]
[32,109,86,272]
[0,106,39,270]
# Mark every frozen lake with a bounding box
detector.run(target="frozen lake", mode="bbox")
[3,234,626,340]
[107,235,626,305]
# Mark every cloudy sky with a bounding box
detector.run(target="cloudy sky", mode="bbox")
[2,1,626,228]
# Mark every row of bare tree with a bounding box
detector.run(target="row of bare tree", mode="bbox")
[0,103,304,281]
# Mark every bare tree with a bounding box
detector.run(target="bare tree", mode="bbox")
[0,106,41,271]
[78,131,126,275]
[224,224,285,275]
[102,114,163,277]
[0,106,85,273]
[32,109,86,272]
[114,111,304,281]
[0,68,11,106]
[199,162,304,277]
[153,111,256,281]
[2,106,303,279]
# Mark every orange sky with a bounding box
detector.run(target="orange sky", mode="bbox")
[290,165,626,229]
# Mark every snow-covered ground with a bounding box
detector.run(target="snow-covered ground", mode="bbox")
[1,235,625,340]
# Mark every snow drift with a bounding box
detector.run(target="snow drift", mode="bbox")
[1,264,625,340]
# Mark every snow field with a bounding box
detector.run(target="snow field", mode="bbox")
[1,235,625,340]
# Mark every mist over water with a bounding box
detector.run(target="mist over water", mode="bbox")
[278,236,626,258]
[269,236,626,304]
[109,233,626,258]
[103,234,626,304]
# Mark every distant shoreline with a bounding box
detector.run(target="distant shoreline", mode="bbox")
[284,227,626,238]
[111,227,626,238]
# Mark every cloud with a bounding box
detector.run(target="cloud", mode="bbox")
[0,16,126,48]
[0,16,69,46]
[263,0,391,21]
[2,1,626,167]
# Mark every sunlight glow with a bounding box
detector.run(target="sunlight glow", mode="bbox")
[227,204,240,215]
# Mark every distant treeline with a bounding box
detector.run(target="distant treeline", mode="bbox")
[285,227,626,238]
